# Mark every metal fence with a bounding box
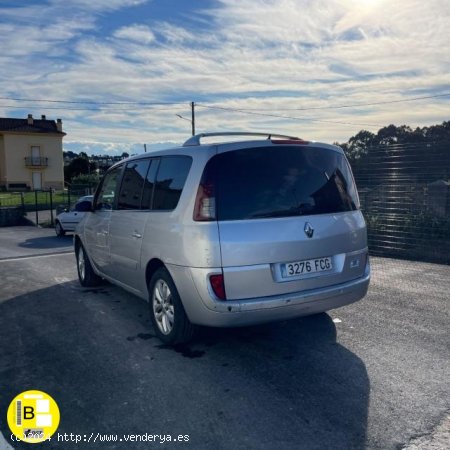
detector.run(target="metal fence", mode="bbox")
[0,184,97,227]
[1,147,449,265]
[351,140,450,265]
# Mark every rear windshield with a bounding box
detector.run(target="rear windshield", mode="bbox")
[205,146,359,221]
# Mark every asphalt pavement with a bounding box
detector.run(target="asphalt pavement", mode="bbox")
[0,226,73,260]
[0,226,449,449]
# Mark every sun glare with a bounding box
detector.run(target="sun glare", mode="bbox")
[359,0,382,7]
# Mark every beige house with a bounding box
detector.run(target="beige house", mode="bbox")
[0,114,66,191]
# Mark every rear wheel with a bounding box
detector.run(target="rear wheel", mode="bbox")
[149,268,196,344]
[76,244,101,287]
[55,221,65,237]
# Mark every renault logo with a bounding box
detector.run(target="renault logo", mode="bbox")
[304,222,314,238]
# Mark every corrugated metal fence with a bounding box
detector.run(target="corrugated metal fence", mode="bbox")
[351,140,450,265]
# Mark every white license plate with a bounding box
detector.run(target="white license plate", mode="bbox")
[282,257,333,278]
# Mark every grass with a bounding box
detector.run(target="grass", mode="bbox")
[0,191,69,207]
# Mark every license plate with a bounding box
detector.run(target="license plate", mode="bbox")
[282,257,333,278]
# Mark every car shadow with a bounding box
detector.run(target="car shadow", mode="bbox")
[18,235,73,250]
[0,282,369,450]
[189,315,369,449]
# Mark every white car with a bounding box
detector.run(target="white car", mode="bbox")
[55,195,93,236]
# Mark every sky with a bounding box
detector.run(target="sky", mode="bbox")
[0,0,449,155]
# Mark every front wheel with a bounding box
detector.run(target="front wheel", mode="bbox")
[76,244,101,287]
[55,221,65,237]
[148,268,197,344]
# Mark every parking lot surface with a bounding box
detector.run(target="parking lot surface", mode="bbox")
[0,226,72,260]
[0,226,449,449]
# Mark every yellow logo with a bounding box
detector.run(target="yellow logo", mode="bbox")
[7,390,60,444]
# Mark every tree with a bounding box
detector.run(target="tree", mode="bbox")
[343,121,449,150]
[422,121,450,141]
[376,124,419,145]
[343,130,376,163]
[71,173,100,186]
[64,157,90,182]
[63,150,78,160]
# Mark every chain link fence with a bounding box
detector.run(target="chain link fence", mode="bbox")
[352,140,449,265]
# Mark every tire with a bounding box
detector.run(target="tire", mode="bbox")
[76,244,102,287]
[148,268,197,345]
[55,221,65,237]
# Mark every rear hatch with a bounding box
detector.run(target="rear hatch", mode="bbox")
[197,142,368,300]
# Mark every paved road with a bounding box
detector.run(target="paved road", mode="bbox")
[0,227,449,449]
[0,226,73,260]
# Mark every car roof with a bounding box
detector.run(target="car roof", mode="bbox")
[77,195,93,201]
[109,132,344,170]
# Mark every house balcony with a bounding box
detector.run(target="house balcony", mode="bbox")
[25,157,48,168]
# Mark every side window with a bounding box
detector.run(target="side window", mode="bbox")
[95,166,122,211]
[118,160,150,210]
[141,158,160,210]
[152,156,192,211]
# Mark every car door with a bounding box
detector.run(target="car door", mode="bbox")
[61,211,80,231]
[59,202,85,231]
[83,165,122,276]
[109,158,159,291]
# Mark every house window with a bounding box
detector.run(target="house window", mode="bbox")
[31,146,41,165]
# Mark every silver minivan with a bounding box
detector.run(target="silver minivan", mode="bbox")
[74,132,370,344]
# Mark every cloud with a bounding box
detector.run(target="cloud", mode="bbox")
[0,0,149,20]
[64,140,175,156]
[63,0,149,12]
[114,25,155,44]
[154,22,196,44]
[0,0,448,154]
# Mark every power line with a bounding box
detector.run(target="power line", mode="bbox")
[199,93,450,112]
[195,104,383,127]
[0,101,385,127]
[2,91,447,127]
[0,92,448,110]
[0,99,418,126]
[0,103,188,112]
[0,96,188,106]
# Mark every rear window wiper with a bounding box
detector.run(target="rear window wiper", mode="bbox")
[249,203,315,219]
[249,209,303,219]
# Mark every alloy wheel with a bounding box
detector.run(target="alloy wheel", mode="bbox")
[152,279,174,335]
[78,247,86,281]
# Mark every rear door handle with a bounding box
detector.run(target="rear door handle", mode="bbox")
[132,232,142,239]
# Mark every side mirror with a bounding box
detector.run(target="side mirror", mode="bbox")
[75,200,92,212]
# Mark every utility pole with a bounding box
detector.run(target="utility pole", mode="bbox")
[175,102,196,135]
[191,101,195,136]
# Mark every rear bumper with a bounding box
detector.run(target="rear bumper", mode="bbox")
[167,261,370,327]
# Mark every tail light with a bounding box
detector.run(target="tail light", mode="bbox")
[209,273,226,300]
[193,182,216,221]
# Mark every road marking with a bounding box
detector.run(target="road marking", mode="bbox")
[0,251,74,263]
[333,318,342,323]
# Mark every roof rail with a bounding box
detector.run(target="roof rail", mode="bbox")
[182,132,301,147]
